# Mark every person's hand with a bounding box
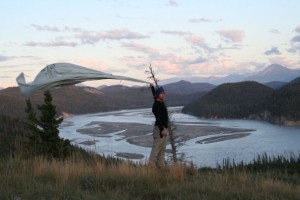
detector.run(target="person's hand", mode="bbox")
[161,129,168,137]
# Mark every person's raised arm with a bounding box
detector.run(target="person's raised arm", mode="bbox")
[150,83,156,98]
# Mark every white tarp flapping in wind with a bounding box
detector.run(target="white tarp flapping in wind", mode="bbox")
[16,63,148,96]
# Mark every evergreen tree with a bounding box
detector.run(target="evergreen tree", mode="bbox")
[35,90,72,159]
[25,99,42,156]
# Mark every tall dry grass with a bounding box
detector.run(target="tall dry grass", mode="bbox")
[0,153,300,200]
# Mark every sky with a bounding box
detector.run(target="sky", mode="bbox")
[1,0,300,88]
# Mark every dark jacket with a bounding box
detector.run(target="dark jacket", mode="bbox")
[152,100,169,132]
[150,85,169,132]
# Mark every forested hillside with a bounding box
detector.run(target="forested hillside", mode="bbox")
[0,86,153,119]
[0,115,28,158]
[182,81,274,118]
[0,81,211,119]
[268,77,300,120]
[182,78,300,123]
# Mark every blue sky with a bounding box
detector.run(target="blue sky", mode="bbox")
[1,0,300,88]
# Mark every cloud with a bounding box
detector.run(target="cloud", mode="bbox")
[64,27,85,32]
[217,30,245,43]
[287,47,300,54]
[291,35,300,43]
[117,46,199,76]
[118,53,185,76]
[74,28,150,44]
[121,42,159,56]
[31,24,60,32]
[270,29,280,34]
[24,39,78,47]
[189,18,212,23]
[77,60,110,72]
[73,28,150,44]
[187,56,209,65]
[161,30,191,36]
[0,55,13,62]
[116,46,254,78]
[288,29,300,54]
[265,46,281,56]
[152,60,182,74]
[189,18,223,23]
[288,42,300,54]
[29,26,149,46]
[0,76,11,78]
[295,25,300,33]
[185,35,207,48]
[0,65,17,68]
[267,56,297,68]
[166,0,178,6]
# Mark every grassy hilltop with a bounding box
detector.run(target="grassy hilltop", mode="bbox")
[0,152,300,199]
[1,115,300,199]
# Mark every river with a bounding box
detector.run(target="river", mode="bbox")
[59,107,300,168]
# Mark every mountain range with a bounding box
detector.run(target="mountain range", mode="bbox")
[160,64,300,85]
[0,80,212,119]
[182,77,300,124]
[1,63,299,122]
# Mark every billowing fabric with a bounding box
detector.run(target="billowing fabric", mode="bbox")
[16,63,148,96]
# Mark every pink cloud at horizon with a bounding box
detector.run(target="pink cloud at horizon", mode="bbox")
[217,30,245,43]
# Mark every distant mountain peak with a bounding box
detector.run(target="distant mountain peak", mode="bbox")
[262,64,289,73]
[177,80,192,84]
[165,80,192,86]
[269,63,284,68]
[263,63,288,71]
[258,64,291,77]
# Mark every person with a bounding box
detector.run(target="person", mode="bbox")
[148,83,169,169]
